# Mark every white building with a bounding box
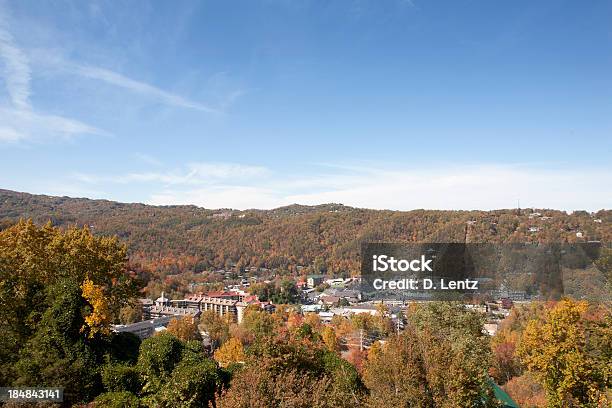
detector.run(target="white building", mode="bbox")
[483,323,499,336]
[112,316,174,339]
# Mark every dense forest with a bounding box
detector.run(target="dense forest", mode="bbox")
[0,190,612,274]
[1,189,609,279]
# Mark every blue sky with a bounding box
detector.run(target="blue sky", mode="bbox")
[0,0,610,210]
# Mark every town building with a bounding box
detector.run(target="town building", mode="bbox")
[307,274,325,288]
[143,291,201,321]
[321,288,361,303]
[141,290,274,325]
[112,316,174,339]
[146,305,201,321]
[325,278,347,287]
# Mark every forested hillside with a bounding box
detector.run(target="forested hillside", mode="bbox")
[1,189,610,278]
[1,202,610,407]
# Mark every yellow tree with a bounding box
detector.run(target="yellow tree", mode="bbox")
[0,220,136,358]
[0,220,134,320]
[375,302,393,336]
[0,220,137,398]
[367,340,382,362]
[119,301,143,324]
[321,326,340,352]
[351,313,374,333]
[363,330,432,407]
[81,277,111,337]
[199,309,230,347]
[303,312,322,332]
[166,316,201,341]
[214,337,245,367]
[517,299,611,407]
[331,315,354,339]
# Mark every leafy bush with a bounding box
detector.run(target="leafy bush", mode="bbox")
[154,359,220,408]
[94,391,141,408]
[101,363,141,393]
[136,333,184,393]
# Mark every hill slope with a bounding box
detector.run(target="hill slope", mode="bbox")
[1,189,609,276]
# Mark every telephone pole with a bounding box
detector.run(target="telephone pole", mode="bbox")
[359,329,364,351]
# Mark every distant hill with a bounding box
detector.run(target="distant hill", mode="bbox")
[0,189,609,276]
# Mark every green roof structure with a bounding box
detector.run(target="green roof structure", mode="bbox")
[490,380,520,408]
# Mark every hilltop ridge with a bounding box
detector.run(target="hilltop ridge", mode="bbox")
[1,189,609,278]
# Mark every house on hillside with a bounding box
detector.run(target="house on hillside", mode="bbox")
[307,274,325,288]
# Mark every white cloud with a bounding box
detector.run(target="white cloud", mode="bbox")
[186,162,270,179]
[74,162,270,186]
[148,186,287,210]
[69,63,220,114]
[0,10,30,109]
[75,163,611,211]
[28,47,240,114]
[0,125,26,142]
[0,4,107,145]
[0,107,107,143]
[282,165,611,211]
[134,152,163,166]
[0,3,237,147]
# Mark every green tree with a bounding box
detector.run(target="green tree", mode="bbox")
[154,358,219,408]
[101,362,141,394]
[136,332,184,394]
[240,307,276,341]
[0,220,138,386]
[364,302,498,407]
[14,278,102,404]
[94,391,142,408]
[273,278,299,304]
[219,331,364,408]
[107,332,141,365]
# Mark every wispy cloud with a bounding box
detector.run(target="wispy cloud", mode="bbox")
[0,8,31,109]
[69,162,612,211]
[134,152,163,166]
[1,2,221,147]
[69,63,221,114]
[0,107,107,143]
[0,3,107,144]
[0,125,25,142]
[398,0,416,8]
[282,165,611,211]
[74,162,270,186]
[28,48,233,114]
[149,186,283,210]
